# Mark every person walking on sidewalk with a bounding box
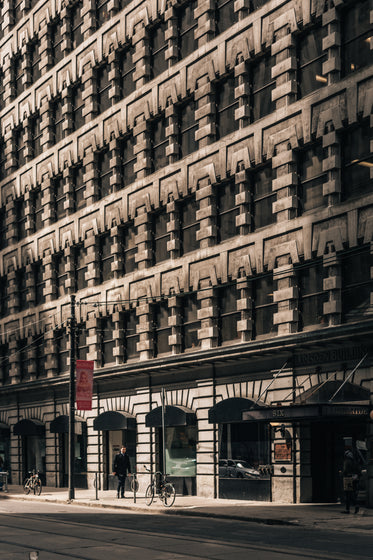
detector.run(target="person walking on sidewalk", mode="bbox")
[112,446,131,498]
[341,450,360,514]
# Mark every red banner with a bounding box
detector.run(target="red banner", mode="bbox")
[76,360,94,410]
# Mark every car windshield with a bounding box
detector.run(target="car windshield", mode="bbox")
[236,461,252,469]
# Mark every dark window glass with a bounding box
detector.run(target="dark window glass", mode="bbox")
[297,261,327,329]
[51,97,64,144]
[298,26,327,97]
[73,164,86,210]
[251,54,276,120]
[153,301,171,356]
[99,233,114,283]
[298,143,327,213]
[17,268,28,310]
[250,0,270,9]
[178,0,198,59]
[181,292,200,350]
[15,127,25,167]
[178,99,198,157]
[50,18,64,64]
[101,317,115,365]
[96,0,110,27]
[150,21,168,77]
[218,284,240,344]
[215,0,237,35]
[15,197,27,239]
[54,252,68,298]
[118,47,135,99]
[53,175,67,220]
[0,69,5,110]
[97,62,111,113]
[342,120,373,199]
[14,54,23,97]
[152,207,170,264]
[150,115,168,172]
[216,74,238,139]
[30,41,41,83]
[0,276,9,317]
[34,335,46,378]
[97,148,113,198]
[71,1,84,49]
[252,166,275,229]
[18,340,28,380]
[31,113,42,157]
[34,261,45,306]
[342,0,373,76]
[180,196,199,254]
[72,83,84,130]
[75,244,87,291]
[0,207,6,250]
[217,179,238,242]
[76,324,88,360]
[342,246,373,322]
[0,140,5,181]
[121,223,137,274]
[56,329,69,373]
[32,187,43,231]
[120,134,136,187]
[0,344,9,384]
[124,310,139,359]
[253,275,276,337]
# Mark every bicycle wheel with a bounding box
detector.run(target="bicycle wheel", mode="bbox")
[34,479,42,495]
[130,477,139,493]
[23,478,31,495]
[162,483,176,507]
[145,483,154,506]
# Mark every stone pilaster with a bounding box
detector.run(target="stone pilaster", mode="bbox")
[322,128,341,206]
[86,314,100,365]
[196,179,215,249]
[133,116,150,180]
[43,252,54,303]
[166,200,180,259]
[82,67,96,123]
[44,328,58,378]
[164,6,178,67]
[168,295,182,354]
[7,269,18,315]
[322,251,341,326]
[272,143,296,223]
[273,260,298,336]
[83,149,98,205]
[136,302,153,360]
[132,24,150,89]
[235,60,250,129]
[237,277,253,342]
[322,7,340,85]
[8,337,19,385]
[165,103,179,164]
[271,28,297,111]
[5,195,17,245]
[197,288,217,350]
[112,310,124,363]
[81,0,97,40]
[85,231,99,288]
[134,207,151,271]
[194,75,215,148]
[235,167,251,235]
[194,0,214,48]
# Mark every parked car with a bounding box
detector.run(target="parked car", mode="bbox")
[219,459,261,479]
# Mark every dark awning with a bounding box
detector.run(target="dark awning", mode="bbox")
[294,380,370,404]
[93,411,136,431]
[146,405,196,428]
[13,419,45,436]
[208,397,263,424]
[50,415,85,434]
[243,403,370,422]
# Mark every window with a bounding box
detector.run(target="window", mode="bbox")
[50,18,64,65]
[99,233,114,283]
[252,275,276,337]
[250,0,270,9]
[0,68,5,110]
[76,324,88,360]
[30,41,41,83]
[217,284,240,344]
[101,316,115,366]
[150,20,168,77]
[15,196,27,239]
[34,261,45,306]
[96,0,110,27]
[31,113,42,157]
[96,61,111,113]
[298,143,327,213]
[252,166,275,229]
[15,127,25,167]
[342,246,373,322]
[150,115,168,172]
[72,83,84,130]
[0,276,8,318]
[56,328,69,373]
[54,252,68,298]
[0,207,6,249]
[53,175,67,220]
[215,0,237,35]
[18,339,28,380]
[251,53,276,121]
[342,0,373,76]
[297,260,327,329]
[118,47,135,99]
[153,301,171,356]
[120,134,136,187]
[71,1,84,50]
[74,244,87,291]
[216,74,239,139]
[181,292,200,350]
[0,344,9,384]
[178,0,198,59]
[17,267,28,310]
[121,223,137,274]
[51,97,64,144]
[179,196,199,254]
[217,179,238,242]
[123,309,139,359]
[73,163,85,210]
[14,0,23,24]
[34,334,45,378]
[178,99,198,158]
[342,120,373,199]
[297,26,327,97]
[0,140,5,181]
[97,148,113,198]
[152,207,170,264]
[32,187,43,231]
[13,54,23,98]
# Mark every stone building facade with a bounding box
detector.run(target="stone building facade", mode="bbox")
[0,0,372,503]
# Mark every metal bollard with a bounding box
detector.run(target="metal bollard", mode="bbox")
[94,472,99,500]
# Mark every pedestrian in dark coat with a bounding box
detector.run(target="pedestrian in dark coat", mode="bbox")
[342,450,360,514]
[112,445,131,498]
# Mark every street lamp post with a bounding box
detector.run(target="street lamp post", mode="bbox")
[68,294,76,500]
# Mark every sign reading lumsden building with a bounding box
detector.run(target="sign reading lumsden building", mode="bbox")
[76,360,94,411]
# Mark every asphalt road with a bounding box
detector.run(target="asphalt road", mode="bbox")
[0,500,371,560]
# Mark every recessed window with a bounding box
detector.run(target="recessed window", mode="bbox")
[342,0,373,76]
[17,267,28,310]
[118,47,136,99]
[153,301,171,356]
[50,17,64,65]
[71,83,84,131]
[99,233,114,283]
[181,292,200,351]
[13,54,23,98]
[100,316,115,366]
[119,134,136,187]
[96,61,111,113]
[298,143,327,213]
[0,275,9,318]
[217,179,238,242]
[30,41,41,83]
[342,246,373,322]
[15,127,25,167]
[74,244,87,291]
[31,113,43,158]
[0,207,6,250]
[150,20,168,77]
[217,284,240,344]
[76,324,88,360]
[123,309,139,359]
[150,115,168,172]
[32,187,43,231]
[34,261,45,306]
[71,1,84,50]
[34,335,46,378]
[252,275,276,338]
[73,164,85,210]
[15,197,27,240]
[53,174,67,220]
[0,140,5,181]
[297,260,327,329]
[342,120,373,199]
[96,0,110,27]
[251,53,276,121]
[179,196,199,255]
[54,252,68,299]
[152,207,170,264]
[216,74,239,139]
[97,148,113,198]
[215,0,237,35]
[51,97,64,144]
[178,99,198,158]
[177,0,198,60]
[252,166,275,230]
[297,26,327,98]
[0,344,9,384]
[121,223,137,274]
[56,328,69,373]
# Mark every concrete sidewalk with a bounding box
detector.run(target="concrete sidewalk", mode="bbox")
[1,485,372,533]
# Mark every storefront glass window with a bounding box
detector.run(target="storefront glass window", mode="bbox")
[165,425,197,477]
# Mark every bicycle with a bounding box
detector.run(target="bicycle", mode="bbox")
[23,470,42,495]
[144,466,176,507]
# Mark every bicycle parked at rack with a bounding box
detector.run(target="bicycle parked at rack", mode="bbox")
[144,466,176,507]
[23,470,42,495]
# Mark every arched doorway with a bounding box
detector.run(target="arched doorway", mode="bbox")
[13,419,46,484]
[50,415,88,488]
[146,405,197,496]
[93,411,136,491]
